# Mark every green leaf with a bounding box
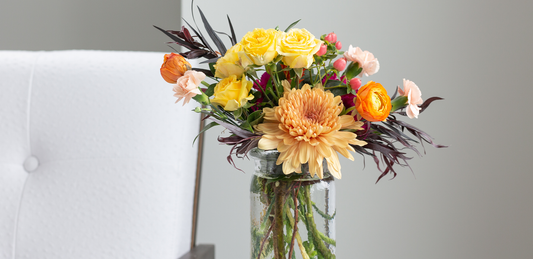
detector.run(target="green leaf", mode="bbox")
[293,68,304,78]
[344,62,362,80]
[205,83,216,97]
[239,121,253,132]
[329,87,348,96]
[284,19,301,32]
[246,68,258,79]
[247,110,264,126]
[260,198,275,231]
[390,96,408,112]
[233,108,243,120]
[242,101,255,109]
[209,62,216,76]
[324,79,348,96]
[343,106,355,116]
[193,121,218,145]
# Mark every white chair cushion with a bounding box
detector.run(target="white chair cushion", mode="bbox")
[0,50,200,259]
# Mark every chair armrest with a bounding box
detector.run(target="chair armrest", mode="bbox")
[178,244,215,259]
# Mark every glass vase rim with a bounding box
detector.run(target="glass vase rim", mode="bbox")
[249,147,332,180]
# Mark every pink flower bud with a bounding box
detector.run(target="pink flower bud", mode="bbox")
[349,78,362,91]
[324,32,337,43]
[316,44,327,56]
[335,41,342,50]
[333,58,347,71]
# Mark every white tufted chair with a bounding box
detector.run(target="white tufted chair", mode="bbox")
[0,50,212,259]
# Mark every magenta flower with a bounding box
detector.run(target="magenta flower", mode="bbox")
[251,72,271,111]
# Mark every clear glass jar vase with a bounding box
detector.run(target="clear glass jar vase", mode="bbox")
[250,148,336,259]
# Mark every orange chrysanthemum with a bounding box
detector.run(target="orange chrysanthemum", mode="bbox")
[256,84,367,179]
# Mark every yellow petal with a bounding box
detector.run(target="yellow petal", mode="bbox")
[316,142,333,159]
[258,138,280,150]
[281,80,292,92]
[333,145,354,161]
[326,152,342,179]
[278,141,291,153]
[283,159,298,175]
[256,122,282,134]
[224,99,240,111]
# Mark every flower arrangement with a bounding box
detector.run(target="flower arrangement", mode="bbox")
[156,3,445,259]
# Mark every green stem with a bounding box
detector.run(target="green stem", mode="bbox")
[285,202,310,259]
[257,221,274,259]
[273,182,286,259]
[304,186,335,259]
[324,85,345,90]
[271,65,282,98]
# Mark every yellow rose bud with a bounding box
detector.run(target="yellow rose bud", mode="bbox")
[277,28,322,69]
[355,81,392,122]
[214,43,253,78]
[160,53,191,84]
[241,28,281,65]
[211,75,254,111]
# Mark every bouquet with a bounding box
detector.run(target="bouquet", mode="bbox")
[155,4,445,259]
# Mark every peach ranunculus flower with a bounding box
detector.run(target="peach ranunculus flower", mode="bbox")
[256,84,367,179]
[211,75,254,111]
[355,81,392,122]
[241,28,281,66]
[214,43,253,78]
[398,79,423,119]
[277,29,322,69]
[160,53,192,84]
[173,70,205,105]
[343,45,380,77]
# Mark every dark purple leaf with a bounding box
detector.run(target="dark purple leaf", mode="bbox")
[200,57,221,64]
[186,49,210,59]
[197,7,227,55]
[182,18,216,54]
[153,25,197,50]
[191,68,213,77]
[227,15,237,45]
[207,117,256,139]
[420,97,444,113]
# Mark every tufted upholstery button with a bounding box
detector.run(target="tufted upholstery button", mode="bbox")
[23,156,39,172]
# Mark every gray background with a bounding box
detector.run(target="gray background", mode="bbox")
[2,0,532,258]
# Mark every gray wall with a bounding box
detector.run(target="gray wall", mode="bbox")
[186,0,533,259]
[0,0,181,51]
[2,0,532,258]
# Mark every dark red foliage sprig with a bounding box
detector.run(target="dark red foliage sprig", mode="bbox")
[154,1,238,63]
[352,97,447,183]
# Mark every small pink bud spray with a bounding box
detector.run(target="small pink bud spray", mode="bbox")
[324,32,337,43]
[349,78,362,91]
[316,44,327,56]
[335,41,342,50]
[333,58,347,71]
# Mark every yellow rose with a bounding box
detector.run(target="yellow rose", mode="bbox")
[277,28,322,68]
[241,28,281,65]
[211,75,254,111]
[214,43,253,78]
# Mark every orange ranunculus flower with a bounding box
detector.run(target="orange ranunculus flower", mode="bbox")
[355,81,392,122]
[160,53,191,84]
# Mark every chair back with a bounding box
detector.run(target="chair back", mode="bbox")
[0,50,202,259]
